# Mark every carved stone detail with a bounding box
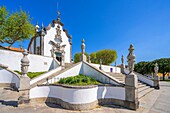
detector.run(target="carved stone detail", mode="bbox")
[81,39,87,62]
[127,44,136,73]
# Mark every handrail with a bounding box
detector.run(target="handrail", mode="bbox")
[0,63,20,79]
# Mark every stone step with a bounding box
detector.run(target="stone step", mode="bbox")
[138,87,154,99]
[138,86,150,93]
[30,62,81,88]
[138,84,146,88]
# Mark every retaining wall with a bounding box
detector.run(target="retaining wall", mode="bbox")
[0,49,59,72]
[30,85,125,110]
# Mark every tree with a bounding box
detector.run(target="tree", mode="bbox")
[74,52,89,63]
[95,49,117,65]
[134,58,170,80]
[90,52,98,64]
[0,6,35,47]
[134,61,152,75]
[152,58,170,80]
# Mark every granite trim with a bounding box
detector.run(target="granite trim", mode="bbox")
[30,97,138,110]
[0,83,17,90]
[37,83,122,89]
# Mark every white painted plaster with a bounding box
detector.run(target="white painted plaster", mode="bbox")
[30,66,62,85]
[0,67,20,88]
[45,62,82,84]
[124,68,154,86]
[30,23,71,63]
[90,63,121,73]
[0,49,59,72]
[82,62,120,85]
[30,85,125,104]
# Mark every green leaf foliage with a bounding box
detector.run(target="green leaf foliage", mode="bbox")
[57,74,101,86]
[14,70,46,79]
[0,6,35,47]
[74,52,89,63]
[91,49,117,65]
[135,58,170,80]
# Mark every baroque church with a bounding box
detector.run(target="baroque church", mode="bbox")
[28,12,72,64]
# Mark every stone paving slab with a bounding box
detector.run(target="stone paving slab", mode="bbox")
[0,82,170,113]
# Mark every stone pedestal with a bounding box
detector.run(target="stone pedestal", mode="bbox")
[153,76,160,89]
[81,54,87,62]
[121,64,125,74]
[125,72,139,110]
[18,76,30,105]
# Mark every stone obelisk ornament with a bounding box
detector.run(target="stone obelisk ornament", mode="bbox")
[125,44,139,110]
[127,44,136,73]
[153,63,160,89]
[99,59,102,70]
[121,55,125,73]
[18,49,31,105]
[81,38,87,62]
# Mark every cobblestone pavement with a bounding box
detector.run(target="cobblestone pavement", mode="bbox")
[0,82,170,113]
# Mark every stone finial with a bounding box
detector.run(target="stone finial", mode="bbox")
[153,63,160,89]
[154,63,159,76]
[40,23,45,36]
[81,38,85,54]
[21,49,29,76]
[121,55,124,64]
[88,55,91,63]
[81,38,87,62]
[57,11,61,22]
[127,44,136,73]
[35,21,39,32]
[99,59,102,70]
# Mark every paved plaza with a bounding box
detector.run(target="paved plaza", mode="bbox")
[0,82,170,113]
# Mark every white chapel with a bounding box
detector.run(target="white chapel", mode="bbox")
[28,12,72,64]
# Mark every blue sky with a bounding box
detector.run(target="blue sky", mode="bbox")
[1,0,170,65]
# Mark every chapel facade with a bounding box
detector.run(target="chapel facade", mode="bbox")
[28,12,72,63]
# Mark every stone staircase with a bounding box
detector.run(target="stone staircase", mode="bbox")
[30,62,80,88]
[106,72,125,83]
[138,81,154,99]
[106,72,154,99]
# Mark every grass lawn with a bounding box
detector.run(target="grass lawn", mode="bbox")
[14,70,46,79]
[55,74,101,86]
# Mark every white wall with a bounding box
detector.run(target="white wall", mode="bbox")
[30,85,125,104]
[0,49,59,72]
[0,67,20,88]
[46,62,82,84]
[44,24,71,63]
[124,68,154,86]
[30,66,62,85]
[82,62,121,85]
[90,63,121,73]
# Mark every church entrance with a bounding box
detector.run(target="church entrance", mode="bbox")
[55,52,62,62]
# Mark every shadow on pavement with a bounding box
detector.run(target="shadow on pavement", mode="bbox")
[45,102,66,110]
[0,100,18,107]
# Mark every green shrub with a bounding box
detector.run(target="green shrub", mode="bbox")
[14,70,46,79]
[57,74,101,86]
